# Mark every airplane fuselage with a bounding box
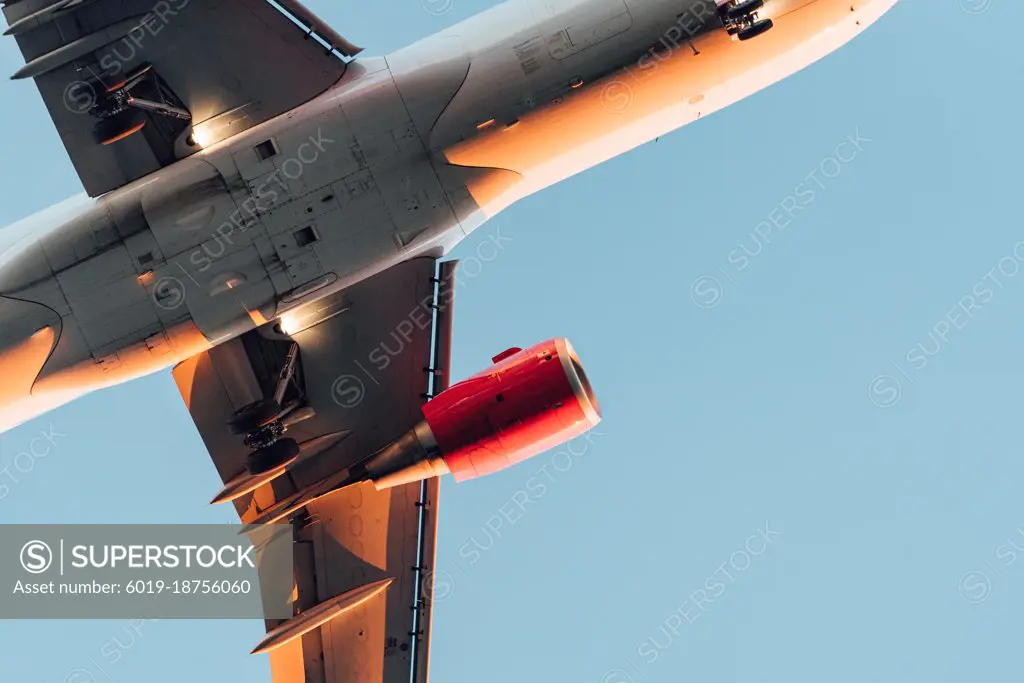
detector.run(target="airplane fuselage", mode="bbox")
[0,0,897,432]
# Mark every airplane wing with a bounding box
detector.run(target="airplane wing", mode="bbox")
[171,256,456,683]
[2,0,360,197]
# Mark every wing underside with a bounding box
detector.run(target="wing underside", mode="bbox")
[171,257,458,683]
[2,0,359,196]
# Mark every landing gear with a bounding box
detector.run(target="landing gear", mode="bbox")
[717,0,774,41]
[248,438,300,475]
[736,19,774,41]
[88,63,192,146]
[722,0,763,20]
[94,109,145,146]
[230,398,283,435]
[229,341,308,475]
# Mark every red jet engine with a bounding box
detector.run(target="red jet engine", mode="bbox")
[361,337,601,489]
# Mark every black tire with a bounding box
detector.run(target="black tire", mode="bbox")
[229,398,282,435]
[94,110,145,145]
[724,0,764,20]
[247,438,300,475]
[737,18,774,41]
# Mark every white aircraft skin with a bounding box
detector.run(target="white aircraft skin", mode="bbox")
[0,0,898,433]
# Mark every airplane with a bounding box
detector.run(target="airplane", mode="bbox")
[0,0,898,679]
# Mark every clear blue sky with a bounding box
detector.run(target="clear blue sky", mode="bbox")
[2,1,1022,681]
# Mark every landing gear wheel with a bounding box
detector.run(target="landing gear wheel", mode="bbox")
[229,398,282,435]
[737,18,774,41]
[94,110,145,145]
[724,0,764,20]
[247,438,300,475]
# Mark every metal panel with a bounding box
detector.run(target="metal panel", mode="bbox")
[54,241,161,354]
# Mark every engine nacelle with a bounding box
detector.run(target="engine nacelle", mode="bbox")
[364,337,601,489]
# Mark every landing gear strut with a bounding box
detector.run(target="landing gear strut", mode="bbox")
[229,342,306,475]
[89,63,192,145]
[717,0,774,41]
